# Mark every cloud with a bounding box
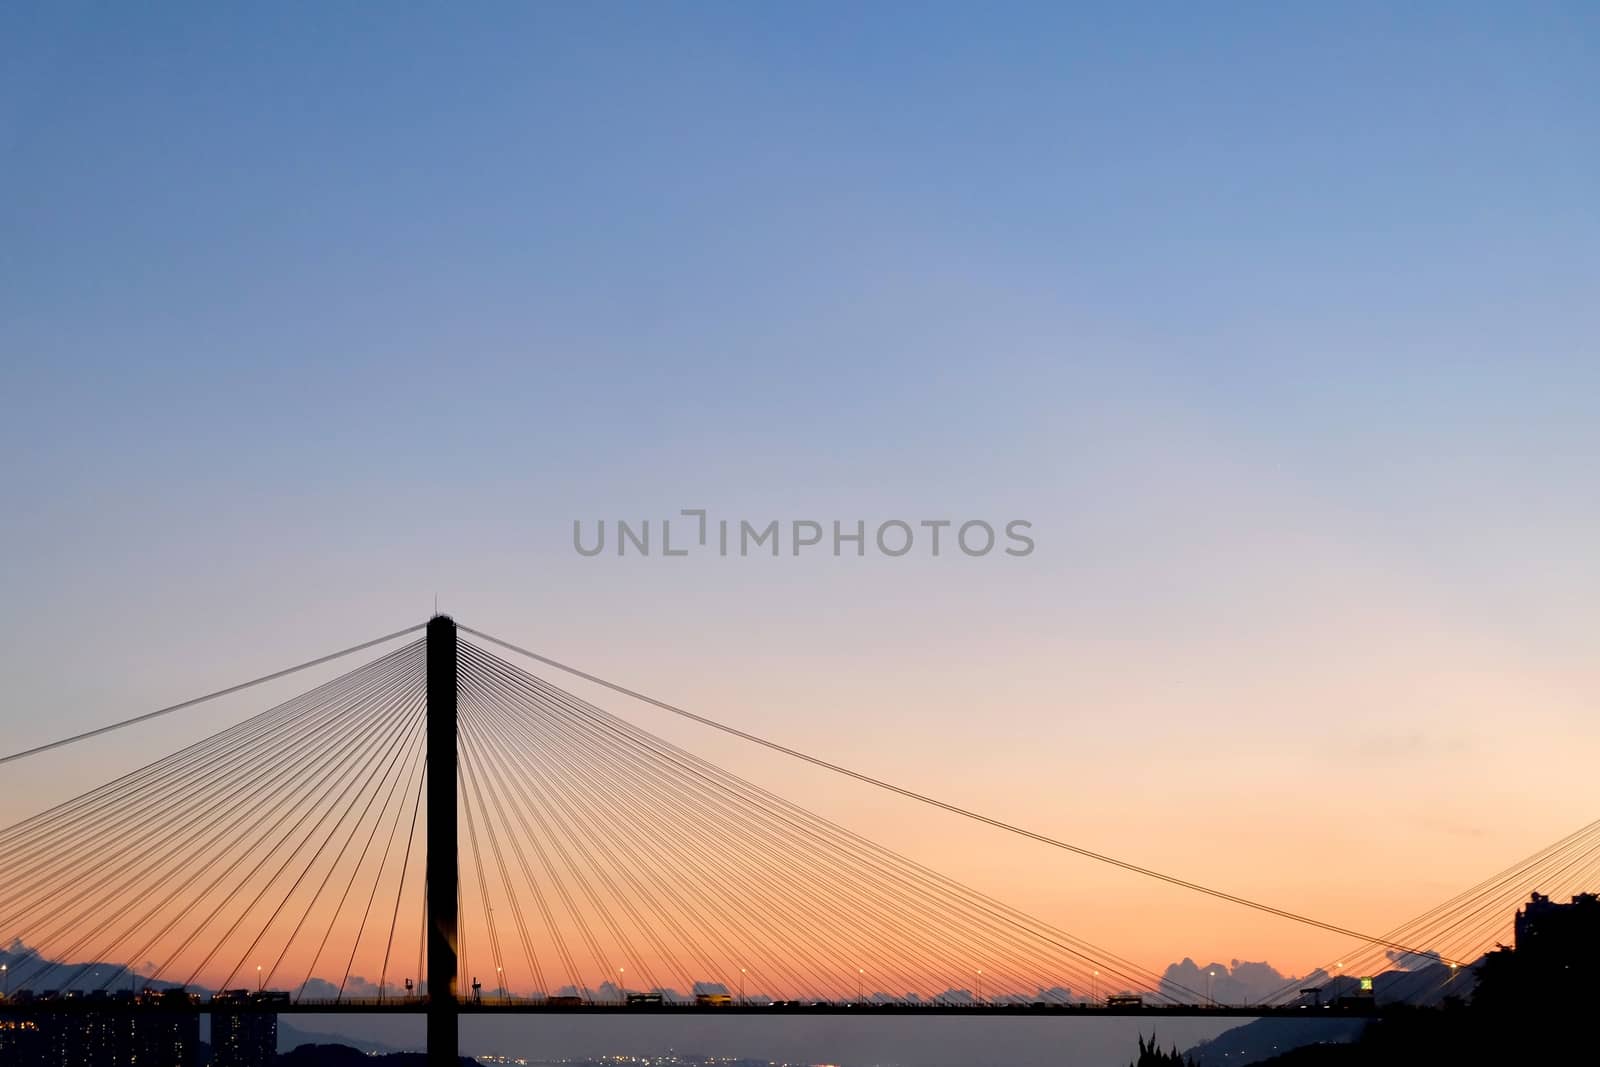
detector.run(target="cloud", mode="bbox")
[1160,958,1298,1004]
[1345,730,1475,763]
[290,975,415,1000]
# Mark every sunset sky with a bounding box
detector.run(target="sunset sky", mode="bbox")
[2,0,1598,999]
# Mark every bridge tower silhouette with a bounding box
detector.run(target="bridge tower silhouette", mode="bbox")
[426,615,459,1065]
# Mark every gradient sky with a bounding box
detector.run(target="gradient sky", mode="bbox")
[2,0,1598,1003]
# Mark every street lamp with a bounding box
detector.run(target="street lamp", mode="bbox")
[1207,970,1216,1006]
[1092,970,1098,1004]
[2,963,8,998]
[857,968,864,1003]
[976,969,983,1005]
[740,968,747,1005]
[617,967,625,1002]
[497,966,505,1001]
[257,966,263,993]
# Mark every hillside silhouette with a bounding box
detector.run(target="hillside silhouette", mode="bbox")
[1251,939,1598,1064]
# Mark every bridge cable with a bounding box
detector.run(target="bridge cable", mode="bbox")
[464,661,701,996]
[326,689,430,1000]
[464,639,1143,1001]
[465,644,1084,1000]
[455,689,549,996]
[0,623,426,767]
[506,637,1197,1002]
[0,638,422,885]
[484,668,998,1000]
[138,654,423,990]
[464,662,752,998]
[468,681,829,1000]
[1263,814,1600,1003]
[467,652,902,1001]
[460,638,1192,1003]
[253,681,427,994]
[287,701,425,1000]
[6,646,424,993]
[377,758,428,1001]
[3,648,420,983]
[180,669,426,989]
[449,683,580,992]
[463,625,1456,965]
[468,661,813,998]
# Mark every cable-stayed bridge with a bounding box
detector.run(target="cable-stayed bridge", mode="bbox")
[0,616,1586,1063]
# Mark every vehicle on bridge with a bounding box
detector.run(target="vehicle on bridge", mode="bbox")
[625,993,664,1006]
[1106,994,1144,1008]
[695,993,733,1007]
[546,995,584,1007]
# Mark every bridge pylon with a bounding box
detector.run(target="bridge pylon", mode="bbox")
[426,615,459,1065]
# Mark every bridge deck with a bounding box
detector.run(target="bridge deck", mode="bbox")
[0,998,1374,1020]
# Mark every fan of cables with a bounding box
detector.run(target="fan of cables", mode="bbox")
[0,635,1198,1005]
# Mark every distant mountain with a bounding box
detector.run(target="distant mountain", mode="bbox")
[279,1021,403,1055]
[279,1042,479,1067]
[0,943,199,997]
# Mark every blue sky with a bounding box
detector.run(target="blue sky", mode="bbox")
[2,2,1598,987]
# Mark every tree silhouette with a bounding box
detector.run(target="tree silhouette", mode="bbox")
[1129,1032,1195,1066]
